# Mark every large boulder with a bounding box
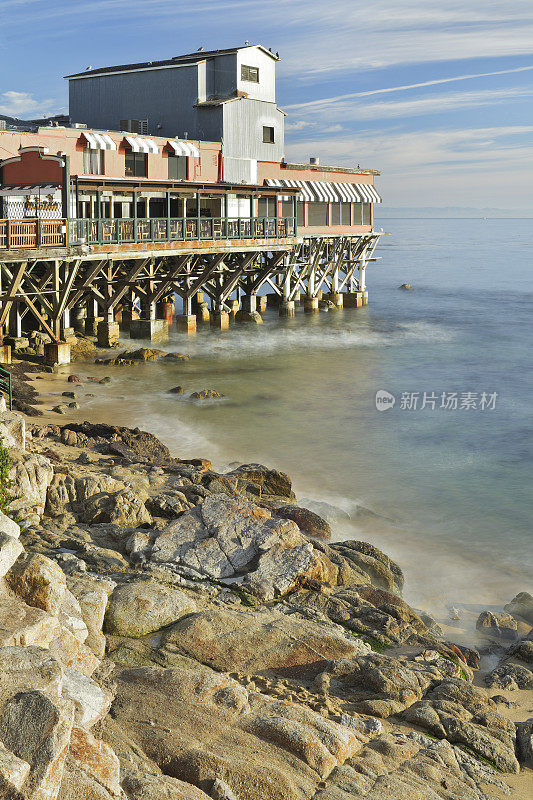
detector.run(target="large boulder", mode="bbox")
[121,771,212,799]
[9,452,54,521]
[0,589,60,649]
[0,647,63,709]
[66,725,122,797]
[0,689,75,799]
[67,575,113,659]
[505,591,533,625]
[160,605,369,674]
[6,553,67,615]
[0,509,21,540]
[403,679,519,773]
[0,407,25,451]
[61,669,112,729]
[150,493,332,601]
[225,464,294,499]
[60,422,171,463]
[485,662,533,690]
[82,489,152,528]
[104,579,196,637]
[476,610,518,642]
[0,739,30,794]
[274,505,332,540]
[0,532,24,578]
[46,472,124,518]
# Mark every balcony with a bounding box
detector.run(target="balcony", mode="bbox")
[0,216,296,251]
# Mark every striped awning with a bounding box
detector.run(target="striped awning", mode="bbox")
[0,184,60,196]
[168,140,200,157]
[265,178,382,203]
[82,132,117,151]
[124,136,160,154]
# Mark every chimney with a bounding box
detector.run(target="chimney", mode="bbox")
[309,156,319,165]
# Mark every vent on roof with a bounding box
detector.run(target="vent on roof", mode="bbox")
[119,119,148,134]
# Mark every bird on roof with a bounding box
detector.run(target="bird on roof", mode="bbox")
[197,46,204,51]
[276,51,279,58]
[245,40,250,45]
[85,66,92,71]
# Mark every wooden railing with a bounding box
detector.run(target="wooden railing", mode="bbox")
[0,216,296,251]
[0,219,66,250]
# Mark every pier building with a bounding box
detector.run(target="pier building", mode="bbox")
[0,44,382,364]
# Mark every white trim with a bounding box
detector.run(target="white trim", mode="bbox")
[18,146,49,155]
[66,61,197,80]
[124,135,160,154]
[168,140,200,157]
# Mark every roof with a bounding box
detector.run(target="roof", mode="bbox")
[65,45,278,80]
[282,162,380,177]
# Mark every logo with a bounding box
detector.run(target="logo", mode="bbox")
[375,390,396,411]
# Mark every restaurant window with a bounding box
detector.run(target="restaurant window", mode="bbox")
[258,197,276,216]
[362,203,371,225]
[125,152,147,178]
[297,201,305,227]
[353,203,362,224]
[332,202,352,225]
[307,201,329,226]
[281,199,295,219]
[168,155,188,180]
[83,148,103,175]
[241,64,259,83]
[263,126,275,144]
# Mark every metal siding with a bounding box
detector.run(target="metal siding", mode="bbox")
[222,99,284,163]
[236,47,276,102]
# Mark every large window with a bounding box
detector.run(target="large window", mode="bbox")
[332,202,352,225]
[125,152,147,177]
[263,126,275,144]
[241,64,259,82]
[307,201,329,226]
[168,155,188,180]
[362,203,371,225]
[83,148,103,175]
[258,197,275,217]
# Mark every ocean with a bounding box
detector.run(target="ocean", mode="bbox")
[78,218,533,615]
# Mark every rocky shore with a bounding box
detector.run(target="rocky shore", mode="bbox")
[0,369,531,799]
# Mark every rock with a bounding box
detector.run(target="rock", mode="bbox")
[121,771,212,799]
[210,777,240,800]
[0,510,21,540]
[59,590,89,644]
[0,739,30,793]
[515,718,533,764]
[0,647,63,708]
[403,679,519,773]
[0,588,60,649]
[82,488,152,528]
[485,662,533,690]
[226,464,294,499]
[128,348,165,361]
[0,408,25,451]
[104,579,197,637]
[150,494,329,601]
[0,689,75,799]
[68,575,113,659]
[0,532,24,578]
[53,405,70,415]
[161,606,369,674]
[476,610,518,641]
[62,669,113,728]
[9,452,54,520]
[504,591,533,625]
[68,402,80,410]
[161,352,189,362]
[59,755,118,799]
[399,283,413,290]
[6,553,67,615]
[60,422,171,463]
[510,639,533,663]
[49,625,100,677]
[67,725,122,797]
[274,505,332,540]
[62,392,77,399]
[189,389,223,400]
[145,492,187,519]
[235,310,263,325]
[324,540,404,593]
[46,471,124,518]
[168,386,183,394]
[67,376,81,383]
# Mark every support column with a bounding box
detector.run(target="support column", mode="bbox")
[85,299,102,335]
[176,291,196,335]
[97,307,120,348]
[279,256,295,318]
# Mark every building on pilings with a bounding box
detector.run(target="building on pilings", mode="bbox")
[0,44,382,363]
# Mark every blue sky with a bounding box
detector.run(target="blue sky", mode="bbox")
[1,0,532,209]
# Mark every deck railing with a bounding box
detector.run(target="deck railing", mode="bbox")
[0,216,296,250]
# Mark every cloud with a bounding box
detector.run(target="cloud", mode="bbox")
[0,90,58,118]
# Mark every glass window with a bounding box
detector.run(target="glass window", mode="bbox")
[125,152,147,177]
[362,203,371,225]
[332,202,352,225]
[297,201,304,227]
[281,200,294,218]
[168,155,188,180]
[241,64,259,82]
[353,203,362,224]
[263,126,275,144]
[83,148,103,175]
[307,202,329,226]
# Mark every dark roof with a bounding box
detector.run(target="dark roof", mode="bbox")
[65,45,278,79]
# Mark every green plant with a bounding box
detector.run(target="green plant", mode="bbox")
[0,436,13,515]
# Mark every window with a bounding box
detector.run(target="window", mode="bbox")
[362,203,371,225]
[297,201,305,227]
[83,148,103,175]
[241,64,259,83]
[125,151,147,177]
[263,126,275,144]
[258,197,274,217]
[281,200,294,219]
[168,155,188,180]
[307,202,329,226]
[332,202,352,226]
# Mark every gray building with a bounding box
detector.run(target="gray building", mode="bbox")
[66,45,285,184]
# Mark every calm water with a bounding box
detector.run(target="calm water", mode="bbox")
[77,219,533,613]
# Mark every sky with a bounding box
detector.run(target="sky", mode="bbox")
[1,0,532,210]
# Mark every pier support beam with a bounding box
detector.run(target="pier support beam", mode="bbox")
[326,292,343,307]
[279,301,295,318]
[343,292,364,308]
[304,297,319,313]
[210,311,230,331]
[97,321,120,348]
[256,296,267,313]
[44,341,71,365]
[129,319,169,343]
[176,314,197,335]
